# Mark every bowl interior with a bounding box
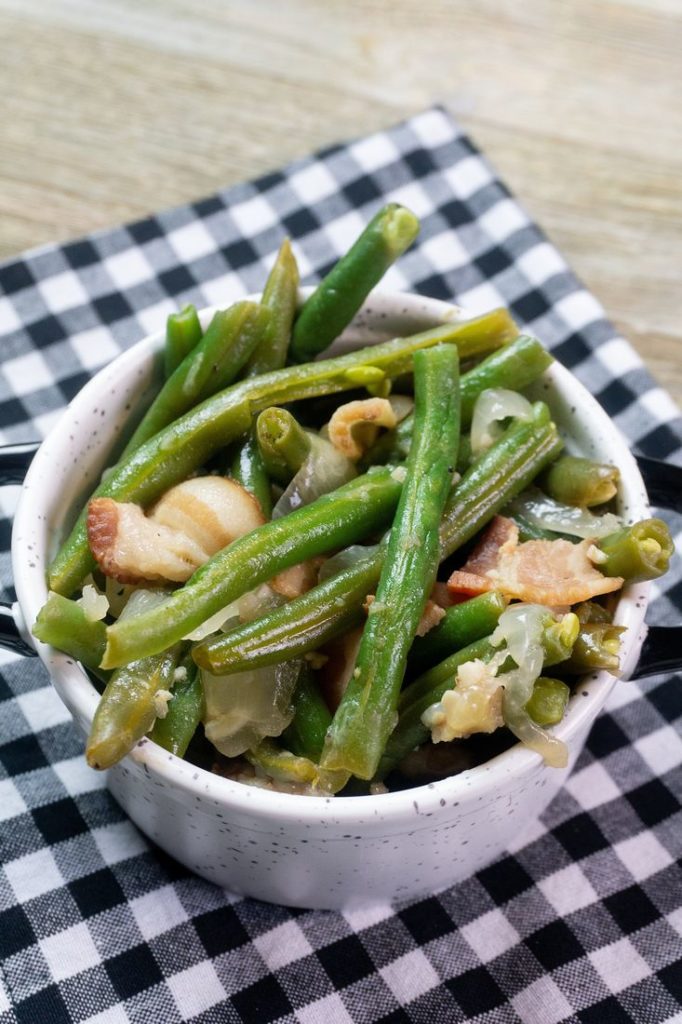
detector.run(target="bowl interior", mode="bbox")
[12,290,651,819]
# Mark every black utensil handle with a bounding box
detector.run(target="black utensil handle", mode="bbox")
[0,440,42,485]
[630,627,682,680]
[630,454,682,677]
[635,455,682,514]
[0,441,41,656]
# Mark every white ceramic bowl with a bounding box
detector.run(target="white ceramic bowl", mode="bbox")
[11,290,652,910]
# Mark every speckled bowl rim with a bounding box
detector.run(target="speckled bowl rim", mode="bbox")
[13,289,651,826]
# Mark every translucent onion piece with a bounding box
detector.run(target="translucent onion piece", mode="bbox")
[318,543,382,583]
[202,659,301,758]
[184,584,281,642]
[507,487,622,539]
[471,388,534,456]
[388,394,414,422]
[272,435,356,520]
[492,604,568,767]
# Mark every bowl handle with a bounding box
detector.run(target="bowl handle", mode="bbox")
[630,455,682,679]
[0,441,41,657]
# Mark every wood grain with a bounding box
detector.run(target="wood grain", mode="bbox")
[0,0,680,403]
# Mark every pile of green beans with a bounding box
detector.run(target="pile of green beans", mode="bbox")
[34,202,674,790]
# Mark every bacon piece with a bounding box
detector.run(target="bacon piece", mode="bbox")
[327,398,397,460]
[271,558,324,599]
[447,515,623,606]
[87,477,265,584]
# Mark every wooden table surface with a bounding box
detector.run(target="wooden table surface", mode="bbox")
[1,0,680,405]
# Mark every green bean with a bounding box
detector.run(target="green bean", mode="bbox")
[32,592,107,674]
[407,592,508,673]
[231,240,301,510]
[164,305,203,379]
[244,740,348,794]
[363,335,551,468]
[102,469,403,669]
[291,204,420,362]
[150,660,204,757]
[246,238,300,375]
[459,334,553,426]
[256,407,311,485]
[231,428,272,518]
[195,406,561,675]
[540,455,619,507]
[193,551,376,673]
[439,403,562,559]
[598,518,673,582]
[122,302,269,457]
[86,641,181,769]
[524,677,570,726]
[282,667,333,761]
[49,310,510,597]
[321,346,461,779]
[558,623,625,674]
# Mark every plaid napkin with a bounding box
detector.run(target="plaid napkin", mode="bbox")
[1,107,681,1024]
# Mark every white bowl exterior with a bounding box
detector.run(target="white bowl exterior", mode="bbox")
[12,290,651,909]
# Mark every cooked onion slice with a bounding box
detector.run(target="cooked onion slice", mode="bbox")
[328,397,398,461]
[272,435,355,520]
[87,476,265,584]
[507,487,622,539]
[202,659,301,758]
[471,388,534,456]
[447,516,623,605]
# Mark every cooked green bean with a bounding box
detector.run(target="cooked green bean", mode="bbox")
[122,301,269,457]
[102,469,404,668]
[282,667,333,761]
[195,406,561,675]
[256,407,311,484]
[522,677,570,726]
[540,455,619,508]
[193,551,377,673]
[558,623,625,674]
[164,305,203,379]
[407,592,508,673]
[245,740,348,793]
[32,592,107,674]
[598,518,673,582]
[49,311,511,597]
[150,660,204,757]
[291,204,420,362]
[321,346,461,779]
[246,238,300,376]
[231,428,272,518]
[86,642,181,769]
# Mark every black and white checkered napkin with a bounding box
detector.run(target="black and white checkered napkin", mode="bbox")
[0,107,680,1024]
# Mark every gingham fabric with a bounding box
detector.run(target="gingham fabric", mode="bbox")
[0,107,680,1024]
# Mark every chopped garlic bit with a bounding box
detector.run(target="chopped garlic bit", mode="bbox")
[77,583,109,622]
[422,658,505,743]
[173,666,188,683]
[153,689,174,719]
[391,465,407,483]
[587,543,608,565]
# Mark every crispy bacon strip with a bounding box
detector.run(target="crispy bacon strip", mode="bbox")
[447,515,623,606]
[87,477,265,584]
